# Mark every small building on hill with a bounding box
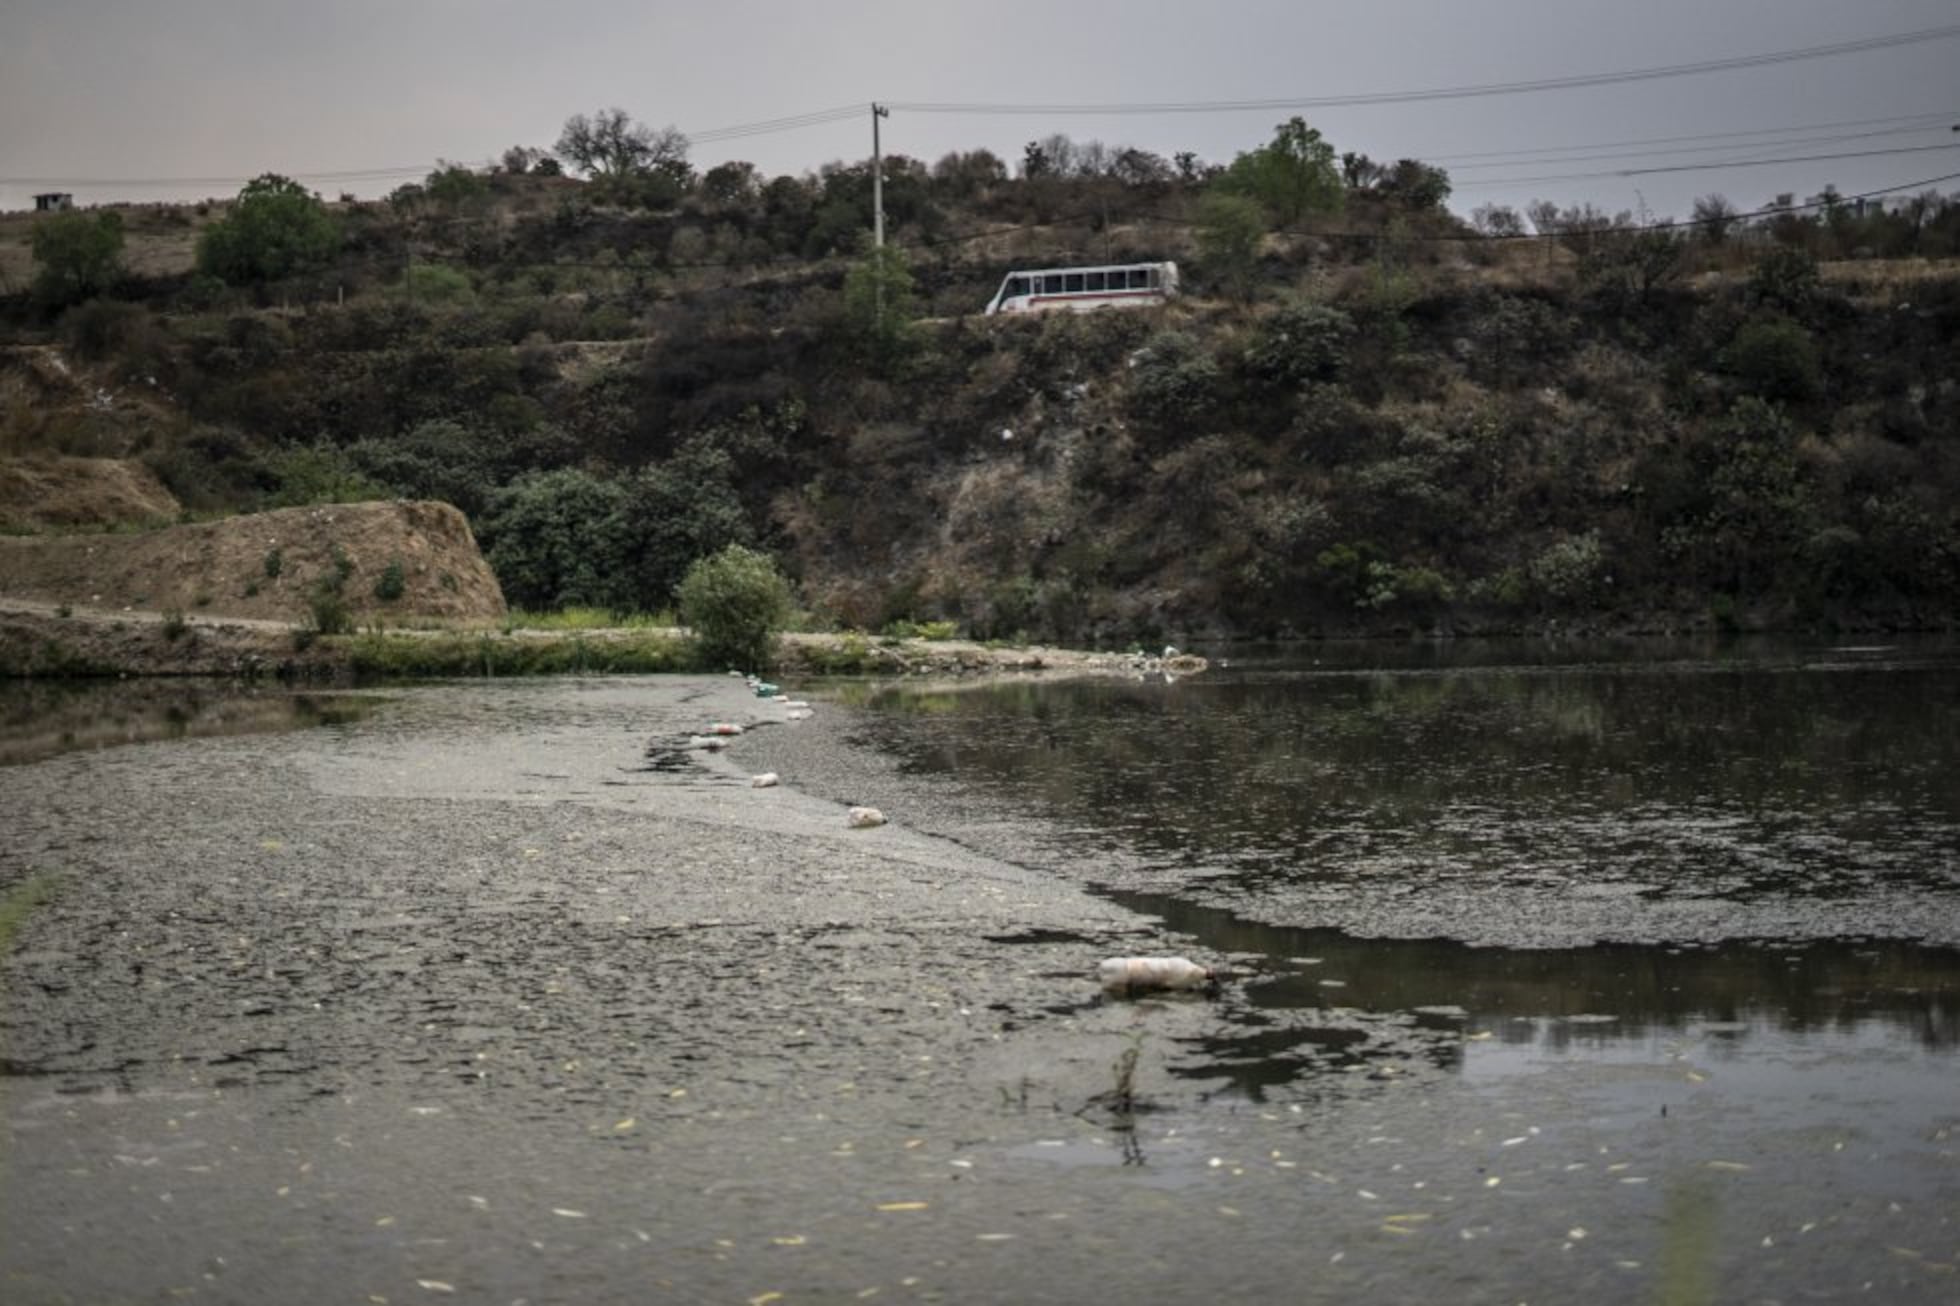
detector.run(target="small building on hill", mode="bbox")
[33,193,74,213]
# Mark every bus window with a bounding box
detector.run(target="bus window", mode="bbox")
[1065,273,1084,292]
[1086,271,1106,291]
[1043,274,1064,294]
[1007,277,1028,299]
[1128,269,1148,289]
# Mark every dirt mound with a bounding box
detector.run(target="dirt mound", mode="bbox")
[0,500,507,625]
[0,455,181,530]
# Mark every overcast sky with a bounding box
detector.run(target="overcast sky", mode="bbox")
[3,0,1956,222]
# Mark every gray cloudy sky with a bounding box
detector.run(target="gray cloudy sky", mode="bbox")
[3,0,1956,221]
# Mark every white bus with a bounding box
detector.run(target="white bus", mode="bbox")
[983,261,1179,316]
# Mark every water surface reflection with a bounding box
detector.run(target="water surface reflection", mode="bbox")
[0,680,385,766]
[835,642,1960,1098]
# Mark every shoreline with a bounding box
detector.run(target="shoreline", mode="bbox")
[0,597,1209,681]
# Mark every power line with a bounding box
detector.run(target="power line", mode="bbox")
[1447,126,1953,175]
[889,24,1960,116]
[688,104,864,143]
[1438,118,1958,171]
[1422,110,1958,164]
[1451,141,1960,189]
[2,105,869,190]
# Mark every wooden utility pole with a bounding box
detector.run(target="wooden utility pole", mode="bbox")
[871,102,890,249]
[871,102,892,327]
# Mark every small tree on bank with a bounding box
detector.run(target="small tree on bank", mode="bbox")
[677,544,793,673]
[31,209,125,308]
[841,244,918,372]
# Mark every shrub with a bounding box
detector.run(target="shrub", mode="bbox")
[373,558,407,602]
[261,445,390,508]
[307,580,353,635]
[1526,531,1607,606]
[676,544,794,672]
[840,245,919,373]
[1748,245,1820,314]
[1244,300,1354,387]
[402,262,475,304]
[1127,330,1223,430]
[1721,316,1823,403]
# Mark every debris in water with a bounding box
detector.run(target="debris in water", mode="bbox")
[751,773,780,788]
[1097,956,1214,995]
[848,806,887,829]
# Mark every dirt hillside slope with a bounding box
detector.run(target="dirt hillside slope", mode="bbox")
[0,455,181,531]
[0,500,507,625]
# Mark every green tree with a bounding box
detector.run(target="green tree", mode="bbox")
[1221,117,1344,225]
[30,209,125,307]
[841,244,918,371]
[677,544,794,672]
[478,468,630,610]
[613,443,754,610]
[424,161,487,206]
[1195,191,1266,300]
[197,173,340,284]
[1380,158,1451,211]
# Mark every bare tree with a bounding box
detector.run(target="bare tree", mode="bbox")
[1691,194,1740,244]
[555,108,691,185]
[1471,203,1525,238]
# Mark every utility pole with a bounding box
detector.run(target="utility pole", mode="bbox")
[871,102,891,327]
[871,102,890,249]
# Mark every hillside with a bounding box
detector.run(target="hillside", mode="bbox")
[3,150,1957,643]
[0,499,506,624]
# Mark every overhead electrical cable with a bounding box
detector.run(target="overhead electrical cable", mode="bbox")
[888,24,1960,115]
[1440,121,1959,172]
[1422,110,1957,163]
[1450,140,1960,188]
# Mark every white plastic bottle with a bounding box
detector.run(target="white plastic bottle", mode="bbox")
[1097,956,1214,995]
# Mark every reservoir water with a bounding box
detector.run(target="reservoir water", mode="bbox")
[800,639,1959,1069]
[4,650,1956,1302]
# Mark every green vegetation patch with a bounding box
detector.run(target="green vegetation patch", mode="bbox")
[346,629,689,680]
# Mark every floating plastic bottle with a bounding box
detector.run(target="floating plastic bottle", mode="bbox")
[706,722,744,736]
[754,683,780,698]
[751,772,779,788]
[847,806,887,828]
[1097,956,1214,995]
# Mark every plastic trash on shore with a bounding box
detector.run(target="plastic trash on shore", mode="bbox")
[751,772,779,788]
[706,722,745,736]
[847,806,887,828]
[786,709,813,721]
[1097,956,1215,996]
[754,682,780,698]
[779,699,809,709]
[687,736,730,751]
